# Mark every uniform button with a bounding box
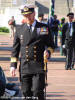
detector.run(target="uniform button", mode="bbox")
[34,59,36,61]
[34,46,37,49]
[34,51,36,53]
[26,55,28,57]
[34,55,36,58]
[26,46,28,49]
[26,51,28,53]
[27,59,29,61]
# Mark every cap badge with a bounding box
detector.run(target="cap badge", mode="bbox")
[24,7,29,11]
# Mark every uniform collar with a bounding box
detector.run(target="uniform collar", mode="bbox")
[27,20,36,28]
[68,21,72,24]
[32,20,36,27]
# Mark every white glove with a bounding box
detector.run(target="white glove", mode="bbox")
[44,50,50,59]
[62,45,65,48]
[10,67,16,77]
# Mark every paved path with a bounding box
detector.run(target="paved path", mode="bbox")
[0,34,75,100]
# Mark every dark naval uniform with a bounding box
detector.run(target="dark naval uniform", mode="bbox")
[10,20,55,100]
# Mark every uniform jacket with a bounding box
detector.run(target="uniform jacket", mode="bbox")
[62,22,75,48]
[11,20,55,74]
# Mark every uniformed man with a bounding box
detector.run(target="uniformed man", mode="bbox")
[10,4,55,100]
[62,12,75,70]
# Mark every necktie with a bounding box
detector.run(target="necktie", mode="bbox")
[69,22,73,36]
[29,25,32,33]
[70,23,71,29]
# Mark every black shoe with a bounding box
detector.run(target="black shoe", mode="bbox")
[72,65,74,69]
[69,67,72,70]
[67,67,73,70]
[70,66,74,70]
[65,66,69,70]
[65,68,69,70]
[6,83,15,90]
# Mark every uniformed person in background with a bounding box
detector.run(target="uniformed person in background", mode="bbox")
[10,4,55,100]
[62,12,75,70]
[38,14,44,23]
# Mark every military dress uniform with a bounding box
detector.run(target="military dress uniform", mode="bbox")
[10,5,55,100]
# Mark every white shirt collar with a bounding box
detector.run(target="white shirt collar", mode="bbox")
[27,20,36,32]
[68,22,72,24]
[32,20,36,27]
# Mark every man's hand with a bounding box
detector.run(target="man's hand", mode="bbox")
[62,44,65,48]
[44,50,51,59]
[10,67,16,77]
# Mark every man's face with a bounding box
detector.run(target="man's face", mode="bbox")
[54,15,57,19]
[24,12,35,24]
[68,15,74,22]
[39,16,43,22]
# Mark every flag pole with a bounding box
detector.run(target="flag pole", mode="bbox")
[67,0,70,13]
[48,0,55,24]
[51,0,55,16]
[44,53,48,100]
[49,0,51,18]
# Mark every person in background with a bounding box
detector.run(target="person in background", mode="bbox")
[62,12,75,70]
[58,17,65,55]
[10,4,55,100]
[38,14,47,24]
[21,18,26,24]
[48,15,60,48]
[47,16,54,28]
[38,14,44,23]
[0,66,16,99]
[8,16,16,38]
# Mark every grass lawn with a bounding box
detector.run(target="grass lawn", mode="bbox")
[0,32,9,35]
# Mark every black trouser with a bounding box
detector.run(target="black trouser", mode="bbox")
[20,73,45,100]
[65,45,75,69]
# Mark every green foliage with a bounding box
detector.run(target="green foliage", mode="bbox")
[0,27,9,33]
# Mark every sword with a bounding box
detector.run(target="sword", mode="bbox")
[44,51,48,100]
[44,48,54,99]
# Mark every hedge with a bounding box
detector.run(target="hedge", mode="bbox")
[0,27,9,33]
